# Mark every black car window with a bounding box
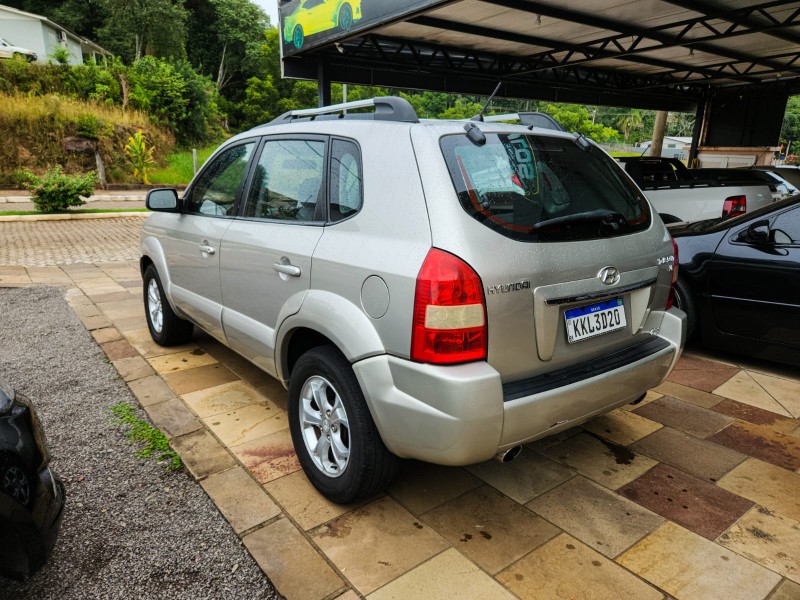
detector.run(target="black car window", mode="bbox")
[772,207,800,244]
[244,139,326,222]
[329,139,362,222]
[185,142,255,216]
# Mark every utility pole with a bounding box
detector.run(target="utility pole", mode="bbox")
[650,110,668,158]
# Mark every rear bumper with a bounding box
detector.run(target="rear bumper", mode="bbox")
[354,308,685,465]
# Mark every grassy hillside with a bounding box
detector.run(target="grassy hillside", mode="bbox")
[0,92,175,186]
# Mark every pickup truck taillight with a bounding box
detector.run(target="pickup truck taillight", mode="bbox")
[722,195,746,218]
[666,237,679,310]
[411,249,487,364]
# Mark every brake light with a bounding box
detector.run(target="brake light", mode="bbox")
[411,249,487,364]
[722,195,746,218]
[666,237,679,310]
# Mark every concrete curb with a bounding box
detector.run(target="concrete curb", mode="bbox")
[0,212,149,222]
[0,195,145,203]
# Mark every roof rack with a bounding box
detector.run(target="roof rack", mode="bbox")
[483,112,565,132]
[269,96,419,125]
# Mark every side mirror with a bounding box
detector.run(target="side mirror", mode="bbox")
[146,188,180,212]
[738,219,770,243]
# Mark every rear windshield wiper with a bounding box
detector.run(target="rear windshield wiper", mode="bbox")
[533,209,626,232]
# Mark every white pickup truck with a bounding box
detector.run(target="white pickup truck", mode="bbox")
[618,157,773,223]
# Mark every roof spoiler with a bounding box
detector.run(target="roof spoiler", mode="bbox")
[269,96,419,125]
[483,112,565,131]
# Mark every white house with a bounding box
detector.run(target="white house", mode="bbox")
[636,136,693,160]
[0,4,109,65]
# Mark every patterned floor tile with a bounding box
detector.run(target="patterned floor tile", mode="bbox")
[527,476,663,558]
[749,372,800,419]
[200,466,281,534]
[621,389,663,412]
[182,380,272,418]
[717,459,800,521]
[147,348,218,374]
[634,396,734,438]
[652,380,724,409]
[203,404,287,447]
[618,464,753,540]
[710,421,800,471]
[389,461,482,515]
[631,427,746,483]
[667,355,739,392]
[769,580,800,600]
[718,506,800,584]
[582,408,663,446]
[163,363,239,395]
[713,371,793,417]
[230,428,300,484]
[422,485,559,575]
[311,496,448,595]
[618,522,781,600]
[497,533,663,600]
[540,431,658,489]
[713,399,799,433]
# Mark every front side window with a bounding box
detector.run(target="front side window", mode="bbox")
[441,133,651,242]
[185,142,255,216]
[329,139,362,222]
[245,139,326,222]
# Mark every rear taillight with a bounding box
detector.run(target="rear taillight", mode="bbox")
[411,249,487,364]
[666,237,679,310]
[722,195,746,218]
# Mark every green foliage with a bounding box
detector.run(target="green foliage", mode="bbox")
[75,114,113,139]
[781,96,800,143]
[18,165,97,212]
[125,130,156,183]
[97,0,188,62]
[539,103,620,143]
[49,46,72,65]
[110,402,183,471]
[149,145,215,184]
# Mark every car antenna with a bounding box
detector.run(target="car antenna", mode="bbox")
[471,82,503,122]
[464,82,502,146]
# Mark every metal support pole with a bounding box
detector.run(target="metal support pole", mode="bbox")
[318,61,331,108]
[192,148,198,175]
[688,99,707,169]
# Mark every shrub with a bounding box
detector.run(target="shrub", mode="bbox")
[18,166,97,212]
[124,130,156,184]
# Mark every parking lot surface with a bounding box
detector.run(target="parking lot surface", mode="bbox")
[2,217,800,600]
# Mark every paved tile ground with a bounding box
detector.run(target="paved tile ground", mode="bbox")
[3,217,800,600]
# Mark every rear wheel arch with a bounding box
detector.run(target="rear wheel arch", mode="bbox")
[673,276,698,340]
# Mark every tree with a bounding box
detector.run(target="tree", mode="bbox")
[617,110,644,143]
[98,0,188,61]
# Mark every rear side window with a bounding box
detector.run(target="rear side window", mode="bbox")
[329,139,362,222]
[441,133,651,242]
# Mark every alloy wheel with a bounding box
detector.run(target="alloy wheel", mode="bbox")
[147,278,164,333]
[298,375,350,477]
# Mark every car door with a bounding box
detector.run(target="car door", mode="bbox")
[219,135,327,377]
[301,0,329,35]
[161,139,257,341]
[709,204,800,348]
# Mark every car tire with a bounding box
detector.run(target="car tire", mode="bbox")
[673,278,697,340]
[288,346,398,504]
[292,25,304,50]
[143,264,194,346]
[338,3,354,31]
[0,456,33,508]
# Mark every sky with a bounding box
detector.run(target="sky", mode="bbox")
[252,0,280,27]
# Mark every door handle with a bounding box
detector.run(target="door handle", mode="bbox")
[273,262,301,277]
[199,244,216,255]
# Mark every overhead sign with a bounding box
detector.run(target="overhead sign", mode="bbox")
[280,0,447,56]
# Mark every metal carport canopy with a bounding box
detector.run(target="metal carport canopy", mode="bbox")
[280,0,800,113]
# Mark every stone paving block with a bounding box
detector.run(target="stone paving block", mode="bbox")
[713,399,799,433]
[718,506,800,584]
[100,339,139,361]
[112,315,148,332]
[244,517,345,600]
[466,447,573,505]
[714,371,793,417]
[163,363,239,395]
[112,355,155,382]
[770,580,800,600]
[717,459,800,521]
[528,475,663,558]
[72,303,101,318]
[200,466,281,534]
[618,522,781,600]
[180,380,271,419]
[91,327,122,345]
[144,397,202,439]
[97,298,143,321]
[631,426,746,483]
[311,496,448,595]
[421,485,559,575]
[621,389,663,412]
[539,431,658,489]
[204,404,287,447]
[710,421,800,471]
[749,372,800,419]
[127,375,176,407]
[333,592,360,600]
[525,426,582,453]
[582,408,663,446]
[497,533,664,600]
[619,463,754,540]
[148,348,218,374]
[171,429,236,480]
[91,291,138,303]
[80,314,112,331]
[667,355,739,392]
[368,548,516,600]
[389,461,482,515]
[634,396,734,438]
[265,469,365,531]
[118,279,142,289]
[231,428,301,484]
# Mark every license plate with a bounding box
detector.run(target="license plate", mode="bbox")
[565,298,626,343]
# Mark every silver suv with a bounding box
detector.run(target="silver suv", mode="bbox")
[142,97,686,503]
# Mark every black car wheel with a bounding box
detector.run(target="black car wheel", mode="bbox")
[1,457,32,507]
[288,346,398,503]
[673,278,697,340]
[143,264,194,346]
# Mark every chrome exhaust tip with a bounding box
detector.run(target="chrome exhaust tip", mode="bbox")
[495,446,522,463]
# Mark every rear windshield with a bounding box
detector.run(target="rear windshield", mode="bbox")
[441,133,651,242]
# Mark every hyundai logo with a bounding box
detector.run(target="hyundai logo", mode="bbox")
[598,266,620,285]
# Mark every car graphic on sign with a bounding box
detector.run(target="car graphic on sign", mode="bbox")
[283,0,363,50]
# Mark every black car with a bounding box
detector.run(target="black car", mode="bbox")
[669,196,800,366]
[0,375,65,580]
